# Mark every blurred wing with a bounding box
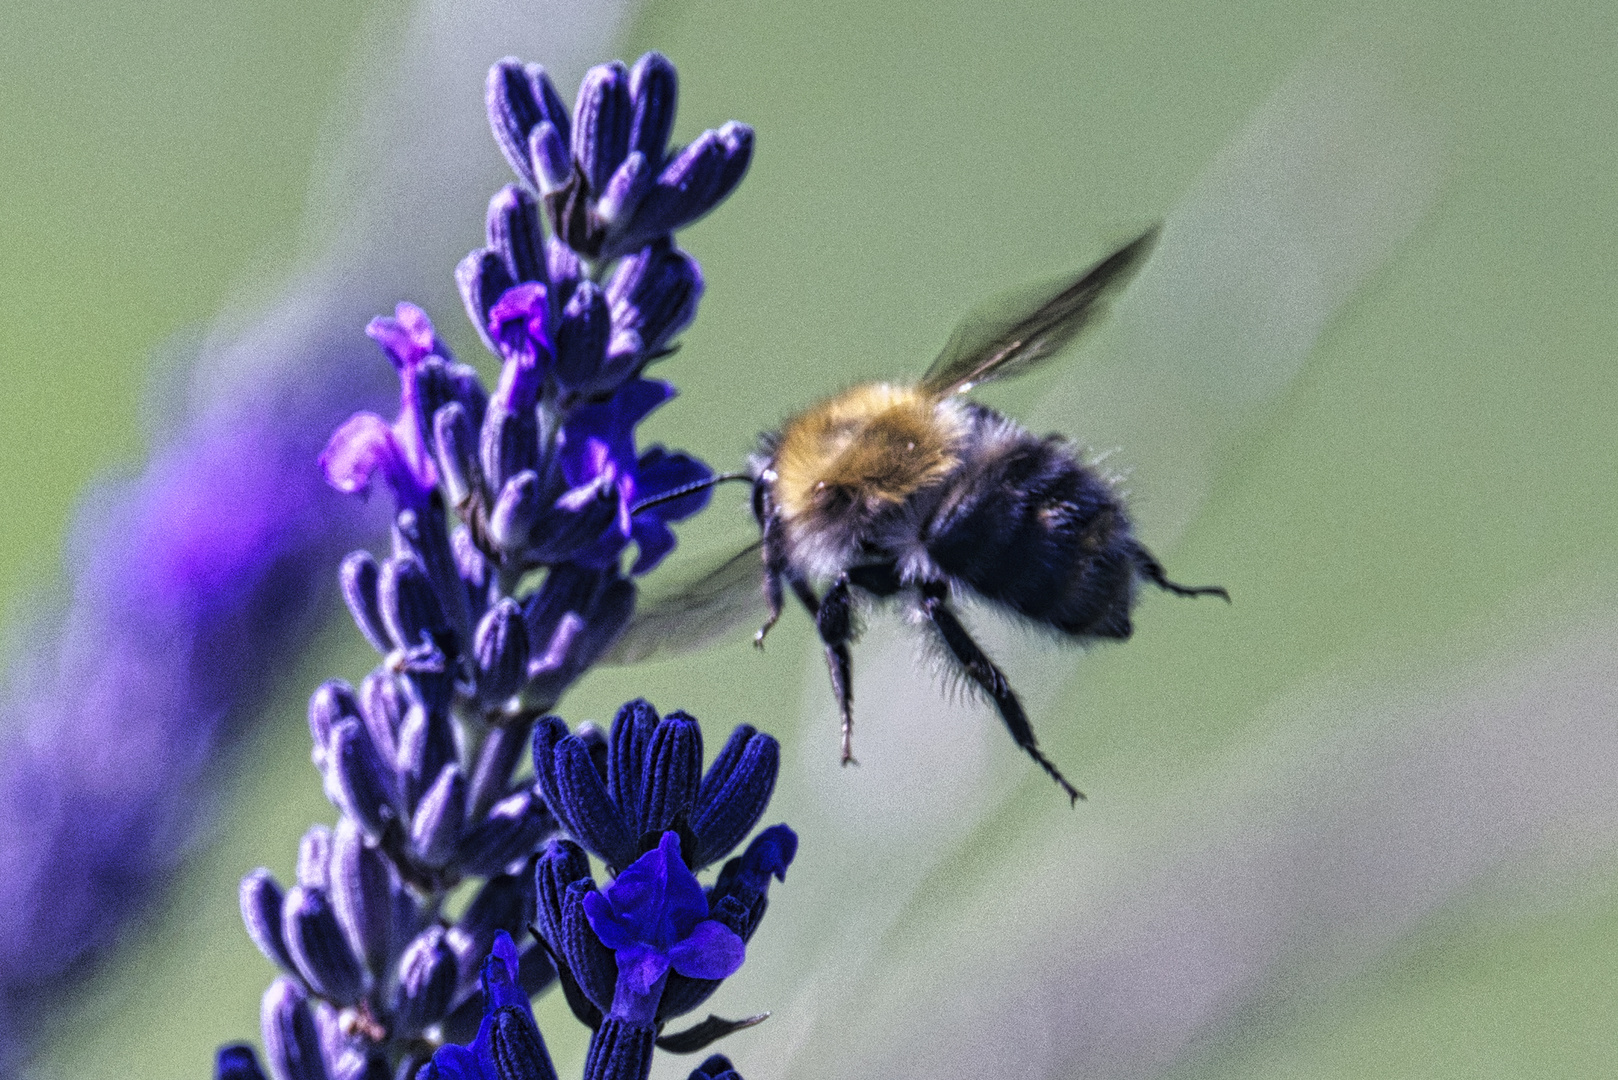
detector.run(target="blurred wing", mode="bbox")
[602,540,766,665]
[920,226,1159,395]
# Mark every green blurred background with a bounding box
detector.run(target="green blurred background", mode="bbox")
[4,0,1615,1076]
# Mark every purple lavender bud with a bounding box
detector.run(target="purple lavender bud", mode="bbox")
[530,121,572,196]
[215,1044,270,1080]
[530,717,572,829]
[582,1018,655,1080]
[330,718,399,839]
[432,402,481,511]
[297,825,333,891]
[576,720,611,781]
[356,670,403,768]
[377,555,447,655]
[410,763,466,869]
[474,600,529,705]
[686,1055,740,1080]
[307,680,361,775]
[571,62,632,197]
[241,870,298,979]
[467,716,535,821]
[550,735,637,871]
[457,788,555,877]
[337,553,390,656]
[595,150,651,229]
[605,242,704,358]
[456,249,517,355]
[329,819,395,976]
[389,925,458,1037]
[481,397,541,496]
[393,504,472,645]
[416,356,488,436]
[689,730,779,869]
[486,59,570,190]
[553,280,612,394]
[606,699,657,813]
[450,524,490,606]
[634,711,703,842]
[261,978,330,1080]
[488,471,543,555]
[628,52,678,165]
[395,699,456,812]
[621,122,753,245]
[560,881,618,1014]
[486,185,547,287]
[545,237,583,311]
[282,885,367,1006]
[532,838,592,949]
[490,1004,559,1080]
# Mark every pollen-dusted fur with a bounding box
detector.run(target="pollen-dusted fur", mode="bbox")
[771,383,965,522]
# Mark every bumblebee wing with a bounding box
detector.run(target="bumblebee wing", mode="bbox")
[920,225,1159,396]
[600,540,765,665]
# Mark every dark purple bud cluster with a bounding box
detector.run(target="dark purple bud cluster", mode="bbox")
[528,701,794,1058]
[482,53,752,265]
[532,699,782,875]
[223,52,779,1080]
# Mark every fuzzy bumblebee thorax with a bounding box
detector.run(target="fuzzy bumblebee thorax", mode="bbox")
[769,383,965,522]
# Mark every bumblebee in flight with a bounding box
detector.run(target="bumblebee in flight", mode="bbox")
[619,226,1227,803]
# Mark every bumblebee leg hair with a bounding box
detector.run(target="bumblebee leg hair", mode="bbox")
[754,487,792,647]
[1132,544,1231,602]
[919,584,1085,805]
[756,558,784,648]
[815,575,859,766]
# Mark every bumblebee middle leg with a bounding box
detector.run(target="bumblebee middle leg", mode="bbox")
[918,582,1085,805]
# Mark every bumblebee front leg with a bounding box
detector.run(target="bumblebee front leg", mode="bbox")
[918,582,1085,805]
[816,574,858,766]
[754,481,790,646]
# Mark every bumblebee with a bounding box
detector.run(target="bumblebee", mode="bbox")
[618,227,1226,803]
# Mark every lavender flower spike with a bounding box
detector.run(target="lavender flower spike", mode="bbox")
[221,48,770,1080]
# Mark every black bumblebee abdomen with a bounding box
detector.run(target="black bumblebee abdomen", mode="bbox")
[925,420,1138,640]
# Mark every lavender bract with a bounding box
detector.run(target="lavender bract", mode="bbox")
[226,51,781,1080]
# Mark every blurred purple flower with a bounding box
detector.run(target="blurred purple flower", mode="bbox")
[0,373,389,1064]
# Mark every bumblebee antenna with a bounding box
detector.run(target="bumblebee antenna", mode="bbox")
[630,471,753,515]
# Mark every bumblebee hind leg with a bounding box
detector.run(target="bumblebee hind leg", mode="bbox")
[918,582,1085,805]
[815,575,858,766]
[1132,544,1230,602]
